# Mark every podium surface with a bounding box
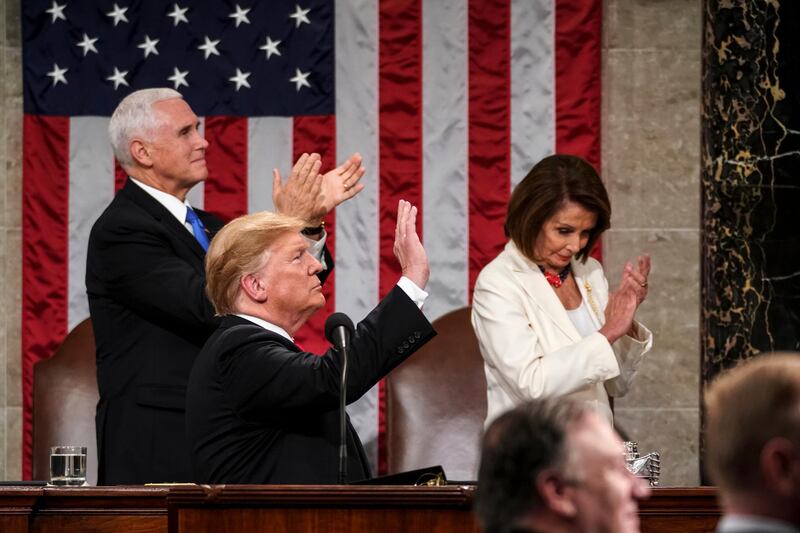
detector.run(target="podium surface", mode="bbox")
[0,485,720,532]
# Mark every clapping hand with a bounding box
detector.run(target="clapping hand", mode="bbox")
[319,153,366,215]
[272,153,324,224]
[599,254,651,344]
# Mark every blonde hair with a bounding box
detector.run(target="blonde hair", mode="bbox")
[205,211,306,315]
[704,353,800,494]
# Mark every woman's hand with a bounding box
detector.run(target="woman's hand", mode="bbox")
[600,255,650,344]
[599,284,638,344]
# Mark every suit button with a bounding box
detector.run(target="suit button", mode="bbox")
[403,342,410,349]
[414,331,421,339]
[409,338,415,344]
[398,347,405,354]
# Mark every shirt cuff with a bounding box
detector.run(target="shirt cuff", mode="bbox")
[397,276,428,309]
[304,230,328,270]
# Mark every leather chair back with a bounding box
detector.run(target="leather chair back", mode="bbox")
[385,307,487,481]
[32,318,99,484]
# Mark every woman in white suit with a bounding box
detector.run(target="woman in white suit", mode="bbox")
[472,155,653,427]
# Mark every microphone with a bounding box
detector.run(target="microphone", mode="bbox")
[325,312,355,484]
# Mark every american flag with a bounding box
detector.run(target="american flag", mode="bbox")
[21,0,601,478]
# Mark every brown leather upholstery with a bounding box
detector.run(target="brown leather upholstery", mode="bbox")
[33,318,99,484]
[385,307,487,481]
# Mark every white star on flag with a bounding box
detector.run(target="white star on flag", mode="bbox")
[198,36,221,59]
[229,68,251,91]
[289,5,311,28]
[228,5,251,28]
[76,33,98,56]
[45,1,67,23]
[106,3,129,26]
[168,67,189,89]
[259,36,281,60]
[107,67,129,90]
[137,35,160,58]
[167,3,189,26]
[289,68,311,91]
[46,63,68,86]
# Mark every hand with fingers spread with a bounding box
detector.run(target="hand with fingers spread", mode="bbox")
[319,153,366,214]
[272,153,324,224]
[393,199,429,290]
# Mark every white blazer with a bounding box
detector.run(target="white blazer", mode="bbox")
[472,241,653,426]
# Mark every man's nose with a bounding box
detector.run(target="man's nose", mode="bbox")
[306,253,323,274]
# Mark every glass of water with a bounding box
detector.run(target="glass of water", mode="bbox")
[49,446,87,486]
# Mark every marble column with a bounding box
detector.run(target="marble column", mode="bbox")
[701,0,800,426]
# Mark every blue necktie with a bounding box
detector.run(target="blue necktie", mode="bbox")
[185,206,210,251]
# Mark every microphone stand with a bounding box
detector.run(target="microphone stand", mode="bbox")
[338,343,349,484]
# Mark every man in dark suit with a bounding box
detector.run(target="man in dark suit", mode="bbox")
[475,398,649,533]
[705,354,800,533]
[87,87,364,484]
[186,200,434,484]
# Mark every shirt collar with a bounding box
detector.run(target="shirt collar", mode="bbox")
[234,313,293,342]
[719,515,800,533]
[130,177,190,225]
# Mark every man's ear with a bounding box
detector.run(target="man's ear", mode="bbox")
[536,469,578,518]
[240,273,268,303]
[129,139,153,168]
[760,438,800,497]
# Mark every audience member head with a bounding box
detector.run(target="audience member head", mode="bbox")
[704,353,800,525]
[476,398,649,533]
[205,211,324,334]
[505,154,610,266]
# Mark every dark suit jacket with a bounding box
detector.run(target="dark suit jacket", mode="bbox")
[86,179,332,484]
[185,286,435,484]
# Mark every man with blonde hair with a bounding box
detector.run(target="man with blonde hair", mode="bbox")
[476,397,649,533]
[87,87,364,484]
[185,200,434,484]
[705,353,800,533]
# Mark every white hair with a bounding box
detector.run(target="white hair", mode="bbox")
[108,88,183,167]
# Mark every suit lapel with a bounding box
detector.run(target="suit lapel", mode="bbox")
[573,260,605,329]
[119,179,208,260]
[505,242,582,342]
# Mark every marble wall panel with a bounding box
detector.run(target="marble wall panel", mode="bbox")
[5,228,21,411]
[4,97,21,229]
[701,0,800,382]
[603,48,701,229]
[615,407,700,487]
[5,406,20,479]
[604,0,701,51]
[0,408,6,479]
[605,229,701,409]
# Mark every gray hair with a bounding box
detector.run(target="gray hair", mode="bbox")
[108,88,183,167]
[476,398,590,532]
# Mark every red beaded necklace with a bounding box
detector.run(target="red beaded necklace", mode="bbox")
[537,264,571,288]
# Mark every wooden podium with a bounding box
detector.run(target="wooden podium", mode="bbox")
[0,485,720,532]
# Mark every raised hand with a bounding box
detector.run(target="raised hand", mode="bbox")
[393,200,429,290]
[272,153,323,224]
[599,284,638,344]
[620,254,651,306]
[318,152,366,214]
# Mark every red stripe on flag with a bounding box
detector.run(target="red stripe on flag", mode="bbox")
[378,0,423,476]
[21,115,70,479]
[292,115,337,355]
[554,0,603,260]
[203,116,248,221]
[468,0,511,296]
[114,159,126,193]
